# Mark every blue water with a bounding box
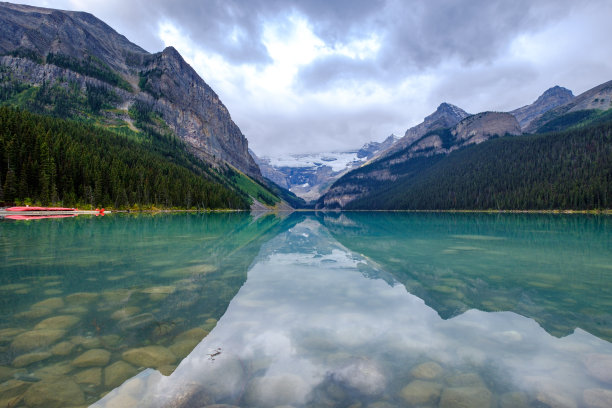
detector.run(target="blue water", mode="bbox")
[0,212,611,407]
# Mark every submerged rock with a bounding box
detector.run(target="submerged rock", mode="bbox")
[332,358,386,396]
[72,349,111,367]
[584,388,612,408]
[445,373,486,387]
[74,367,102,386]
[584,354,612,384]
[65,292,99,305]
[11,329,65,351]
[439,386,493,408]
[71,335,102,349]
[23,378,85,408]
[34,315,80,330]
[173,327,208,343]
[410,361,444,380]
[244,374,310,407]
[30,297,65,310]
[34,361,74,380]
[118,313,156,331]
[122,346,176,368]
[51,341,76,356]
[12,351,52,368]
[169,339,200,359]
[111,306,141,320]
[104,361,138,388]
[398,380,442,405]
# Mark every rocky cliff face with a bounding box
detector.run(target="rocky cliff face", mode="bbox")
[525,80,612,133]
[318,111,521,209]
[379,103,470,159]
[510,86,574,130]
[0,2,262,180]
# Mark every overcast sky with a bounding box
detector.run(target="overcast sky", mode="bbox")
[25,0,612,156]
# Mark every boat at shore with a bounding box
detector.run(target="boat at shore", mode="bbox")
[0,206,108,219]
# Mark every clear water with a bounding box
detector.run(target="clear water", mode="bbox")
[0,213,611,408]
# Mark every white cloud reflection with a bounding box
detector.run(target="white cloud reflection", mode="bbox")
[93,219,612,408]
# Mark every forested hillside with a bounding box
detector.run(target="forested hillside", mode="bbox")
[0,107,249,209]
[345,122,612,210]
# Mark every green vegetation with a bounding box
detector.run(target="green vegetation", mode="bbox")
[536,108,612,133]
[138,68,163,98]
[46,53,133,92]
[223,166,280,206]
[264,178,310,208]
[0,107,248,209]
[339,121,612,210]
[1,47,43,64]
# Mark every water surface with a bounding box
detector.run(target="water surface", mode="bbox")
[0,212,610,408]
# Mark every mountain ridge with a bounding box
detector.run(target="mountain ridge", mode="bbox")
[0,2,262,180]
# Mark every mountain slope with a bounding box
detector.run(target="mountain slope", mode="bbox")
[0,2,261,180]
[318,111,521,208]
[510,86,574,130]
[345,121,612,210]
[379,102,470,159]
[253,135,398,202]
[525,80,612,133]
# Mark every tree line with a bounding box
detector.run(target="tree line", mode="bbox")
[0,107,248,209]
[344,121,612,210]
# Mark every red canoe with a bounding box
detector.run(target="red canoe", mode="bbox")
[6,206,78,212]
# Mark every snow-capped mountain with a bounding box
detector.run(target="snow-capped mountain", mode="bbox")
[251,135,399,202]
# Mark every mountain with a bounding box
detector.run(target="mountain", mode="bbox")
[318,111,521,208]
[343,121,612,211]
[525,79,612,133]
[0,2,261,180]
[378,103,470,160]
[0,2,293,209]
[510,86,574,130]
[253,135,398,202]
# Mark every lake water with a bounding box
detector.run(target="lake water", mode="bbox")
[0,212,611,408]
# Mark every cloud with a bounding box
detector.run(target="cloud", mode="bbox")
[20,0,612,156]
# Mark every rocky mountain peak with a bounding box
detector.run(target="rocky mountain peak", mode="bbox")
[425,103,470,126]
[510,85,574,130]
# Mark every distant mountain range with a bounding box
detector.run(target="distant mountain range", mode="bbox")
[251,135,397,201]
[317,80,612,210]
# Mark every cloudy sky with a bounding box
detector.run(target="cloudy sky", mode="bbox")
[25,0,612,156]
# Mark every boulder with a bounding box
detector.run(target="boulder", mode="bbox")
[34,315,80,330]
[122,346,176,368]
[104,361,138,388]
[51,341,76,356]
[74,367,102,385]
[584,388,612,408]
[23,379,85,408]
[12,351,52,367]
[72,349,111,367]
[410,362,443,380]
[11,329,65,351]
[439,386,493,408]
[399,380,442,405]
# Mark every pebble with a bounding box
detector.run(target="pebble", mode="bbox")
[74,367,102,386]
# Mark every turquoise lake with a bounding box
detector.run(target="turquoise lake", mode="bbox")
[0,212,611,407]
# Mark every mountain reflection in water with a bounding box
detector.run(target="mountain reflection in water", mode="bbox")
[94,216,612,408]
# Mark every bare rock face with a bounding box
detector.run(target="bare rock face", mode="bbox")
[510,86,574,130]
[0,2,262,180]
[525,80,612,133]
[318,110,521,209]
[141,47,262,178]
[381,102,470,159]
[452,112,521,144]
